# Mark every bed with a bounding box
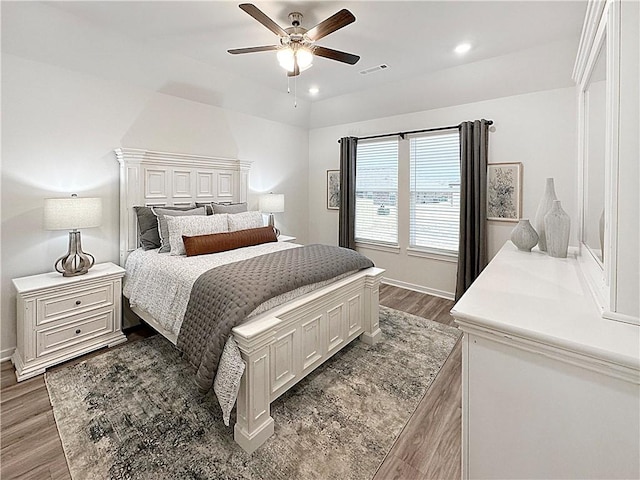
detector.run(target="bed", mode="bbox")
[116,148,385,453]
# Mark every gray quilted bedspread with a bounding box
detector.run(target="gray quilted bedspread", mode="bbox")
[176,244,374,394]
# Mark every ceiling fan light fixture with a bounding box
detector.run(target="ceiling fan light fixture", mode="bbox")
[277,46,313,72]
[296,47,313,70]
[277,47,295,71]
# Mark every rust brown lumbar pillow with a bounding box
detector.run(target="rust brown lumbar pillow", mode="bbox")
[183,226,277,257]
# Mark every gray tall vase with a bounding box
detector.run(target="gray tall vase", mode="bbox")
[544,200,571,258]
[534,178,557,251]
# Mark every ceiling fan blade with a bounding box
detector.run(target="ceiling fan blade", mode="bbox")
[306,9,355,41]
[239,4,287,37]
[228,45,279,55]
[313,46,360,65]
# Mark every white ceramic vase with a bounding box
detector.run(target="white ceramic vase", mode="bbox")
[534,178,557,251]
[510,219,539,252]
[544,200,571,258]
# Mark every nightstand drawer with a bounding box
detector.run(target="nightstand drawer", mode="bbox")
[36,283,113,325]
[36,310,114,357]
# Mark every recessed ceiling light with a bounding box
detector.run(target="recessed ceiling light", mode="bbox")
[455,43,471,54]
[308,87,319,95]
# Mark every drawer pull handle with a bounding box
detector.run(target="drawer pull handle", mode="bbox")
[75,329,81,335]
[75,300,82,306]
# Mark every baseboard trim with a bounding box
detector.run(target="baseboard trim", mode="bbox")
[382,278,455,301]
[1,347,16,363]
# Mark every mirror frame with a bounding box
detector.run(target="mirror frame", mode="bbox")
[574,0,624,321]
[581,34,606,267]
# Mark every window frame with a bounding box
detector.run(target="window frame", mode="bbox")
[408,130,461,257]
[354,138,400,247]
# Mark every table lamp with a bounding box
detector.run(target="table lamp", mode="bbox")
[259,193,284,237]
[44,194,102,277]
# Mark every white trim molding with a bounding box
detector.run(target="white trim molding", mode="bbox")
[382,277,455,301]
[1,347,16,363]
[406,247,458,263]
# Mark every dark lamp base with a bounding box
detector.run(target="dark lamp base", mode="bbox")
[55,231,95,277]
[267,213,280,237]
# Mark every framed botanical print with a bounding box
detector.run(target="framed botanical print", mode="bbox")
[327,170,340,210]
[487,163,522,221]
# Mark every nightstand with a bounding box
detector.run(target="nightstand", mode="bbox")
[11,262,126,381]
[278,235,297,243]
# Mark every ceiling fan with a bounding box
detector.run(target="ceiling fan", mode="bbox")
[228,3,360,77]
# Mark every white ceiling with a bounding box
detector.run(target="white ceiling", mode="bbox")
[2,0,587,125]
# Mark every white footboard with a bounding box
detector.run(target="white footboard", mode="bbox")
[232,266,384,453]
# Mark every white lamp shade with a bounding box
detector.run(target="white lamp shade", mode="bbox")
[259,193,285,213]
[44,196,102,230]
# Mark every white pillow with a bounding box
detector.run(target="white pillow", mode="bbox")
[227,211,265,232]
[165,214,228,256]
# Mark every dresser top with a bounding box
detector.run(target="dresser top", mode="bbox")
[452,242,640,374]
[13,262,125,293]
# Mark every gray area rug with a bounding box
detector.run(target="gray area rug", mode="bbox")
[46,306,460,480]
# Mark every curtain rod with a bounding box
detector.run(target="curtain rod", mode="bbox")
[338,120,494,143]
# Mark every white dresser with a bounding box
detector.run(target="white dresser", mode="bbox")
[12,262,127,381]
[452,242,639,479]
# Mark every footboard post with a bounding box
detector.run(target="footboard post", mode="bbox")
[232,325,278,454]
[360,268,384,345]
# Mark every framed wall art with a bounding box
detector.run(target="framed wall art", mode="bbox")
[487,163,522,221]
[327,170,340,210]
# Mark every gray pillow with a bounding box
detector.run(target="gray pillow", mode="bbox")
[134,205,196,250]
[195,202,213,215]
[212,202,248,214]
[153,207,206,253]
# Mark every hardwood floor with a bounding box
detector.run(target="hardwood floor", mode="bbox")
[375,285,461,480]
[0,284,460,479]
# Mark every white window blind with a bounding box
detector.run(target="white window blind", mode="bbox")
[355,139,398,245]
[409,132,461,253]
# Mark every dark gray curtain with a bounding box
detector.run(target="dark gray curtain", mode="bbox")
[338,136,358,249]
[456,120,490,300]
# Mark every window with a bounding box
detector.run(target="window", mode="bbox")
[355,139,398,245]
[409,132,461,253]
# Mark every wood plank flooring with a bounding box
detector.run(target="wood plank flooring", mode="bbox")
[0,284,461,479]
[374,285,461,480]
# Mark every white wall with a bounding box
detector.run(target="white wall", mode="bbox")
[308,86,577,297]
[0,54,309,359]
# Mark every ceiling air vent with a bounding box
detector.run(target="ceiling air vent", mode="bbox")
[359,64,389,75]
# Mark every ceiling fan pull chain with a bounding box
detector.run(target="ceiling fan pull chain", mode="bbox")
[294,75,297,108]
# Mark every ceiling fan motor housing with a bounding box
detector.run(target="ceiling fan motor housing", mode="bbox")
[288,12,303,27]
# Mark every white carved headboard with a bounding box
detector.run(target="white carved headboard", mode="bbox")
[115,148,251,266]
